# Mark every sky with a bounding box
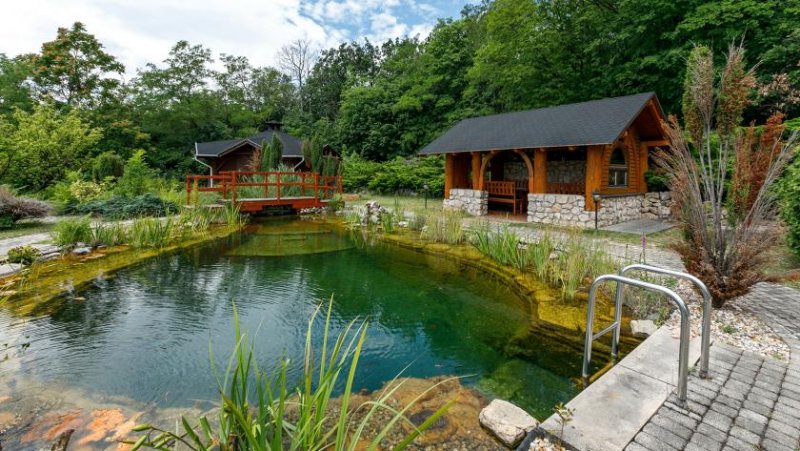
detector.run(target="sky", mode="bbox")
[1,0,468,77]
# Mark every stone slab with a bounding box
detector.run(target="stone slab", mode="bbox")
[539,326,704,451]
[600,219,674,235]
[540,364,674,451]
[617,327,704,387]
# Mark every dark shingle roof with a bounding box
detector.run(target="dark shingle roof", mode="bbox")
[419,93,660,155]
[195,130,303,158]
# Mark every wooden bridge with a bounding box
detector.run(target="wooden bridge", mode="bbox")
[186,170,342,213]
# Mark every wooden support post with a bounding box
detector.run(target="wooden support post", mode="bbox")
[186,176,191,206]
[585,145,604,210]
[445,153,455,198]
[471,152,481,189]
[533,148,547,194]
[639,143,649,193]
[231,172,238,203]
[276,172,281,200]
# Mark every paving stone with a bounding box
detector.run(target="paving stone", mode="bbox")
[633,431,679,451]
[780,387,800,402]
[624,443,650,451]
[642,422,689,449]
[685,431,724,451]
[766,418,800,441]
[698,422,730,443]
[748,385,780,403]
[734,409,769,435]
[701,409,734,433]
[761,437,796,451]
[659,407,700,430]
[728,425,762,446]
[714,393,744,410]
[764,427,799,448]
[724,435,759,451]
[742,398,774,417]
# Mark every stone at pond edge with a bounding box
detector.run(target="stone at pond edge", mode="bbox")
[479,399,539,448]
[630,319,658,337]
[72,247,91,256]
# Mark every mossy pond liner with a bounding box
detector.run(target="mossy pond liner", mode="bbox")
[0,217,641,446]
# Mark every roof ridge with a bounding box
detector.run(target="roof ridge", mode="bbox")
[459,92,655,124]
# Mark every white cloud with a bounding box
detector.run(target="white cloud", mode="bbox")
[0,0,453,75]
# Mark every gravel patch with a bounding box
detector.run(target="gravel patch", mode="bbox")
[664,281,790,361]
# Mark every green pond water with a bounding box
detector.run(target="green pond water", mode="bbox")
[0,219,628,425]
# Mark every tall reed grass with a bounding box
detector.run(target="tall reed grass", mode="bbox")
[130,217,174,248]
[470,226,617,300]
[128,299,452,450]
[90,222,129,247]
[421,210,464,244]
[52,216,93,247]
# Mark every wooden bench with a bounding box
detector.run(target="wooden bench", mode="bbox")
[486,181,523,215]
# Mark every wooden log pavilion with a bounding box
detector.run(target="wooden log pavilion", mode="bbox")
[419,93,669,215]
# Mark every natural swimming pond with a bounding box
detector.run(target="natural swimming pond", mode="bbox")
[0,218,635,448]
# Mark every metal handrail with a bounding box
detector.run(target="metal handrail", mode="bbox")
[583,274,691,403]
[618,264,713,378]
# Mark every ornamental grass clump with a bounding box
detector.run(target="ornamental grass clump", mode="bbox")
[421,210,464,244]
[129,217,174,249]
[7,245,41,265]
[52,216,93,247]
[127,299,452,451]
[656,43,799,306]
[471,224,528,270]
[90,222,128,247]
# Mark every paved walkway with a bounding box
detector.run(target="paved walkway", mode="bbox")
[626,283,800,451]
[600,218,675,235]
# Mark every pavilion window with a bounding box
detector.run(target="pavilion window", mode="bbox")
[608,147,628,188]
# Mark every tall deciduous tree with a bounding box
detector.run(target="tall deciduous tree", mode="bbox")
[30,22,124,108]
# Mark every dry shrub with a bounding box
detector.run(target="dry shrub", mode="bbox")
[656,43,799,306]
[0,186,51,227]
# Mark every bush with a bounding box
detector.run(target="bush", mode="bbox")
[91,152,125,181]
[7,245,41,265]
[76,194,178,219]
[115,150,158,198]
[52,216,93,247]
[421,209,464,244]
[0,187,51,228]
[780,158,800,256]
[342,155,444,196]
[644,169,669,192]
[130,217,174,248]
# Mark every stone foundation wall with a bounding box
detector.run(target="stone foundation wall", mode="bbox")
[444,189,488,216]
[642,192,673,219]
[527,193,645,227]
[527,192,674,228]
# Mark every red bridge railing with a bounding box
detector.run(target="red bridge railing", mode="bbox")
[186,170,342,206]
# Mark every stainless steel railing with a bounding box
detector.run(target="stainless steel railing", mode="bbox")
[582,274,691,403]
[617,264,713,377]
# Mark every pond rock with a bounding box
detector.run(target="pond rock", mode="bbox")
[479,399,538,448]
[72,247,92,256]
[630,319,658,337]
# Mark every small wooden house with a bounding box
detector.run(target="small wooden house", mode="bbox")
[194,122,305,174]
[418,93,671,227]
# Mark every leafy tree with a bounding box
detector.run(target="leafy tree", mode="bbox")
[2,103,102,191]
[116,149,158,198]
[0,54,34,115]
[30,22,124,108]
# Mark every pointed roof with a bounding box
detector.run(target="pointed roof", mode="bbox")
[195,130,303,158]
[419,92,664,155]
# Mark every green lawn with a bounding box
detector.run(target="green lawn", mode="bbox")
[345,193,443,212]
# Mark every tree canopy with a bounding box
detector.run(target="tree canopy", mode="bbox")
[0,1,798,192]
